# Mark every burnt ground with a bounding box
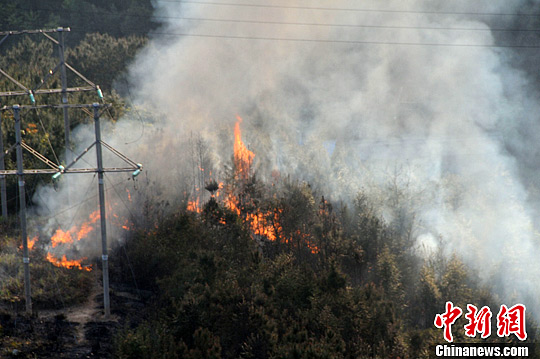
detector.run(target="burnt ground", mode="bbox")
[0,282,146,359]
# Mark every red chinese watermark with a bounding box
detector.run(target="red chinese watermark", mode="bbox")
[497,304,527,341]
[434,301,463,342]
[434,302,527,342]
[464,304,492,339]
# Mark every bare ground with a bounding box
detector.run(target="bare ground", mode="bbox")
[0,278,144,358]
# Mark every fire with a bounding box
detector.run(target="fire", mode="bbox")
[187,198,202,213]
[234,116,255,180]
[50,210,100,247]
[226,196,319,253]
[226,117,281,243]
[77,223,94,242]
[45,186,133,272]
[46,252,92,271]
[225,117,318,253]
[47,210,101,271]
[247,211,278,242]
[121,218,132,230]
[51,229,73,248]
[20,236,37,250]
[187,116,319,254]
[211,182,224,198]
[28,236,36,250]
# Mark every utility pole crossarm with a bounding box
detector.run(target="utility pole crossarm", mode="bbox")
[1,104,111,111]
[0,28,70,37]
[100,141,141,168]
[21,141,60,169]
[66,64,96,88]
[0,167,140,175]
[0,68,30,92]
[0,87,95,97]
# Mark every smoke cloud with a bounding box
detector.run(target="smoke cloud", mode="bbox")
[34,0,540,317]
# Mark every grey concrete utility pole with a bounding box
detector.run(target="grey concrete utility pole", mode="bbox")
[13,105,32,313]
[94,103,111,318]
[58,28,71,164]
[0,115,8,218]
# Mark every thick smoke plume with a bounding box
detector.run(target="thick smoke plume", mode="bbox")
[34,0,540,316]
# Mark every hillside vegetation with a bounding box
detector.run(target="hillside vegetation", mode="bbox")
[112,176,538,358]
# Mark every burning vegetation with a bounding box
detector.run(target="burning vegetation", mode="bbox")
[16,193,134,274]
[187,116,320,254]
[115,141,537,359]
[43,210,99,270]
[45,252,91,272]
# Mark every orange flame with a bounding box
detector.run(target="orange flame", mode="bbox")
[46,252,92,271]
[26,123,38,134]
[189,116,318,254]
[246,211,279,242]
[28,236,37,250]
[51,229,73,248]
[215,182,223,197]
[187,198,202,213]
[51,210,100,247]
[76,223,94,242]
[47,191,133,271]
[48,210,101,271]
[234,116,255,180]
[20,236,38,250]
[223,117,318,253]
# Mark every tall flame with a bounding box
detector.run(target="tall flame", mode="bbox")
[234,116,255,180]
[186,116,319,254]
[228,117,318,253]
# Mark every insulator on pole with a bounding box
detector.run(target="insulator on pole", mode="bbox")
[132,163,143,178]
[52,165,64,180]
[96,86,103,100]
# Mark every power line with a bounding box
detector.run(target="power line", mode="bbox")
[6,4,540,50]
[107,30,540,49]
[37,177,135,222]
[161,17,540,34]
[17,7,540,33]
[119,78,145,145]
[63,174,96,231]
[159,0,540,17]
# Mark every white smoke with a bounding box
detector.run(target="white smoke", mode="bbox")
[34,0,540,316]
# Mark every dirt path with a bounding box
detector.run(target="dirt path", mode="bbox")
[64,279,103,345]
[33,271,124,358]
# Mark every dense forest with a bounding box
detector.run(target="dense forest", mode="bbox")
[1,1,539,358]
